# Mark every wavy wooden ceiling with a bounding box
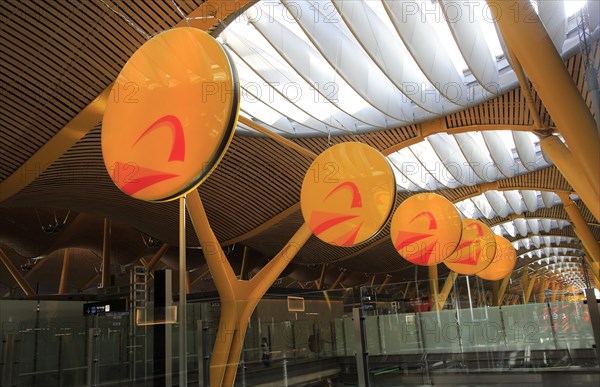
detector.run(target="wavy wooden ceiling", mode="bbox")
[0,1,598,293]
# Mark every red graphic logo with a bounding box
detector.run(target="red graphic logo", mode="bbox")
[451,222,484,266]
[114,115,186,195]
[309,181,364,246]
[394,211,438,265]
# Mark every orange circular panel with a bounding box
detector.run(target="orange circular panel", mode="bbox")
[300,143,396,247]
[477,235,516,281]
[444,219,496,275]
[390,193,462,266]
[102,28,239,202]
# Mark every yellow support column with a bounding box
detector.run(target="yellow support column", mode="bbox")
[58,249,70,295]
[186,190,311,387]
[377,274,392,294]
[524,274,538,304]
[538,279,549,304]
[437,272,458,311]
[558,193,600,263]
[428,265,439,309]
[487,0,600,208]
[0,248,35,296]
[542,137,600,220]
[101,219,111,288]
[498,274,512,306]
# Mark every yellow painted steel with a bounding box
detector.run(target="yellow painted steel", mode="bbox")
[487,0,600,206]
[238,116,318,160]
[0,248,35,296]
[101,219,111,288]
[186,189,311,387]
[436,271,458,311]
[492,281,499,306]
[144,243,170,273]
[558,192,600,263]
[538,279,549,303]
[317,264,327,290]
[506,45,599,219]
[524,274,538,304]
[58,249,70,295]
[498,274,512,306]
[542,136,600,220]
[377,275,392,294]
[429,265,439,308]
[330,270,347,290]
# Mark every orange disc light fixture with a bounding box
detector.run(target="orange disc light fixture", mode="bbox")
[390,193,462,266]
[444,218,496,275]
[101,28,239,202]
[300,142,396,247]
[476,235,517,281]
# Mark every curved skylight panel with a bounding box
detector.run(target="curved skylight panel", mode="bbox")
[281,0,412,123]
[454,132,502,182]
[232,51,329,134]
[427,133,480,186]
[493,218,572,238]
[439,0,500,93]
[484,191,511,217]
[239,98,295,135]
[541,191,560,208]
[389,163,421,192]
[539,0,567,52]
[455,199,482,219]
[388,151,437,191]
[247,13,388,129]
[541,219,553,233]
[504,190,525,215]
[333,0,457,115]
[383,0,470,106]
[409,141,461,189]
[522,190,540,212]
[472,195,495,219]
[482,131,520,178]
[588,1,599,31]
[514,218,528,236]
[224,28,360,132]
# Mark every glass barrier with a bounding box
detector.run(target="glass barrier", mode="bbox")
[1,277,598,386]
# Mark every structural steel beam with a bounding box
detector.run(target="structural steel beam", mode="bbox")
[428,265,439,308]
[488,0,600,206]
[144,243,170,273]
[239,246,249,280]
[377,275,392,294]
[0,248,35,296]
[330,270,347,290]
[498,274,512,306]
[58,249,70,295]
[238,116,318,160]
[524,273,538,304]
[186,189,311,387]
[558,192,600,263]
[543,136,600,220]
[317,264,327,290]
[437,272,458,311]
[101,219,111,288]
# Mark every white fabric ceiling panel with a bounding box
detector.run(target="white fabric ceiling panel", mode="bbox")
[333,0,455,114]
[283,0,412,123]
[440,0,500,93]
[383,0,470,106]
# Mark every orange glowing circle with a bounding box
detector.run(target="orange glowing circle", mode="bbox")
[444,219,497,275]
[101,28,239,202]
[390,193,462,266]
[476,235,516,281]
[300,143,396,247]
